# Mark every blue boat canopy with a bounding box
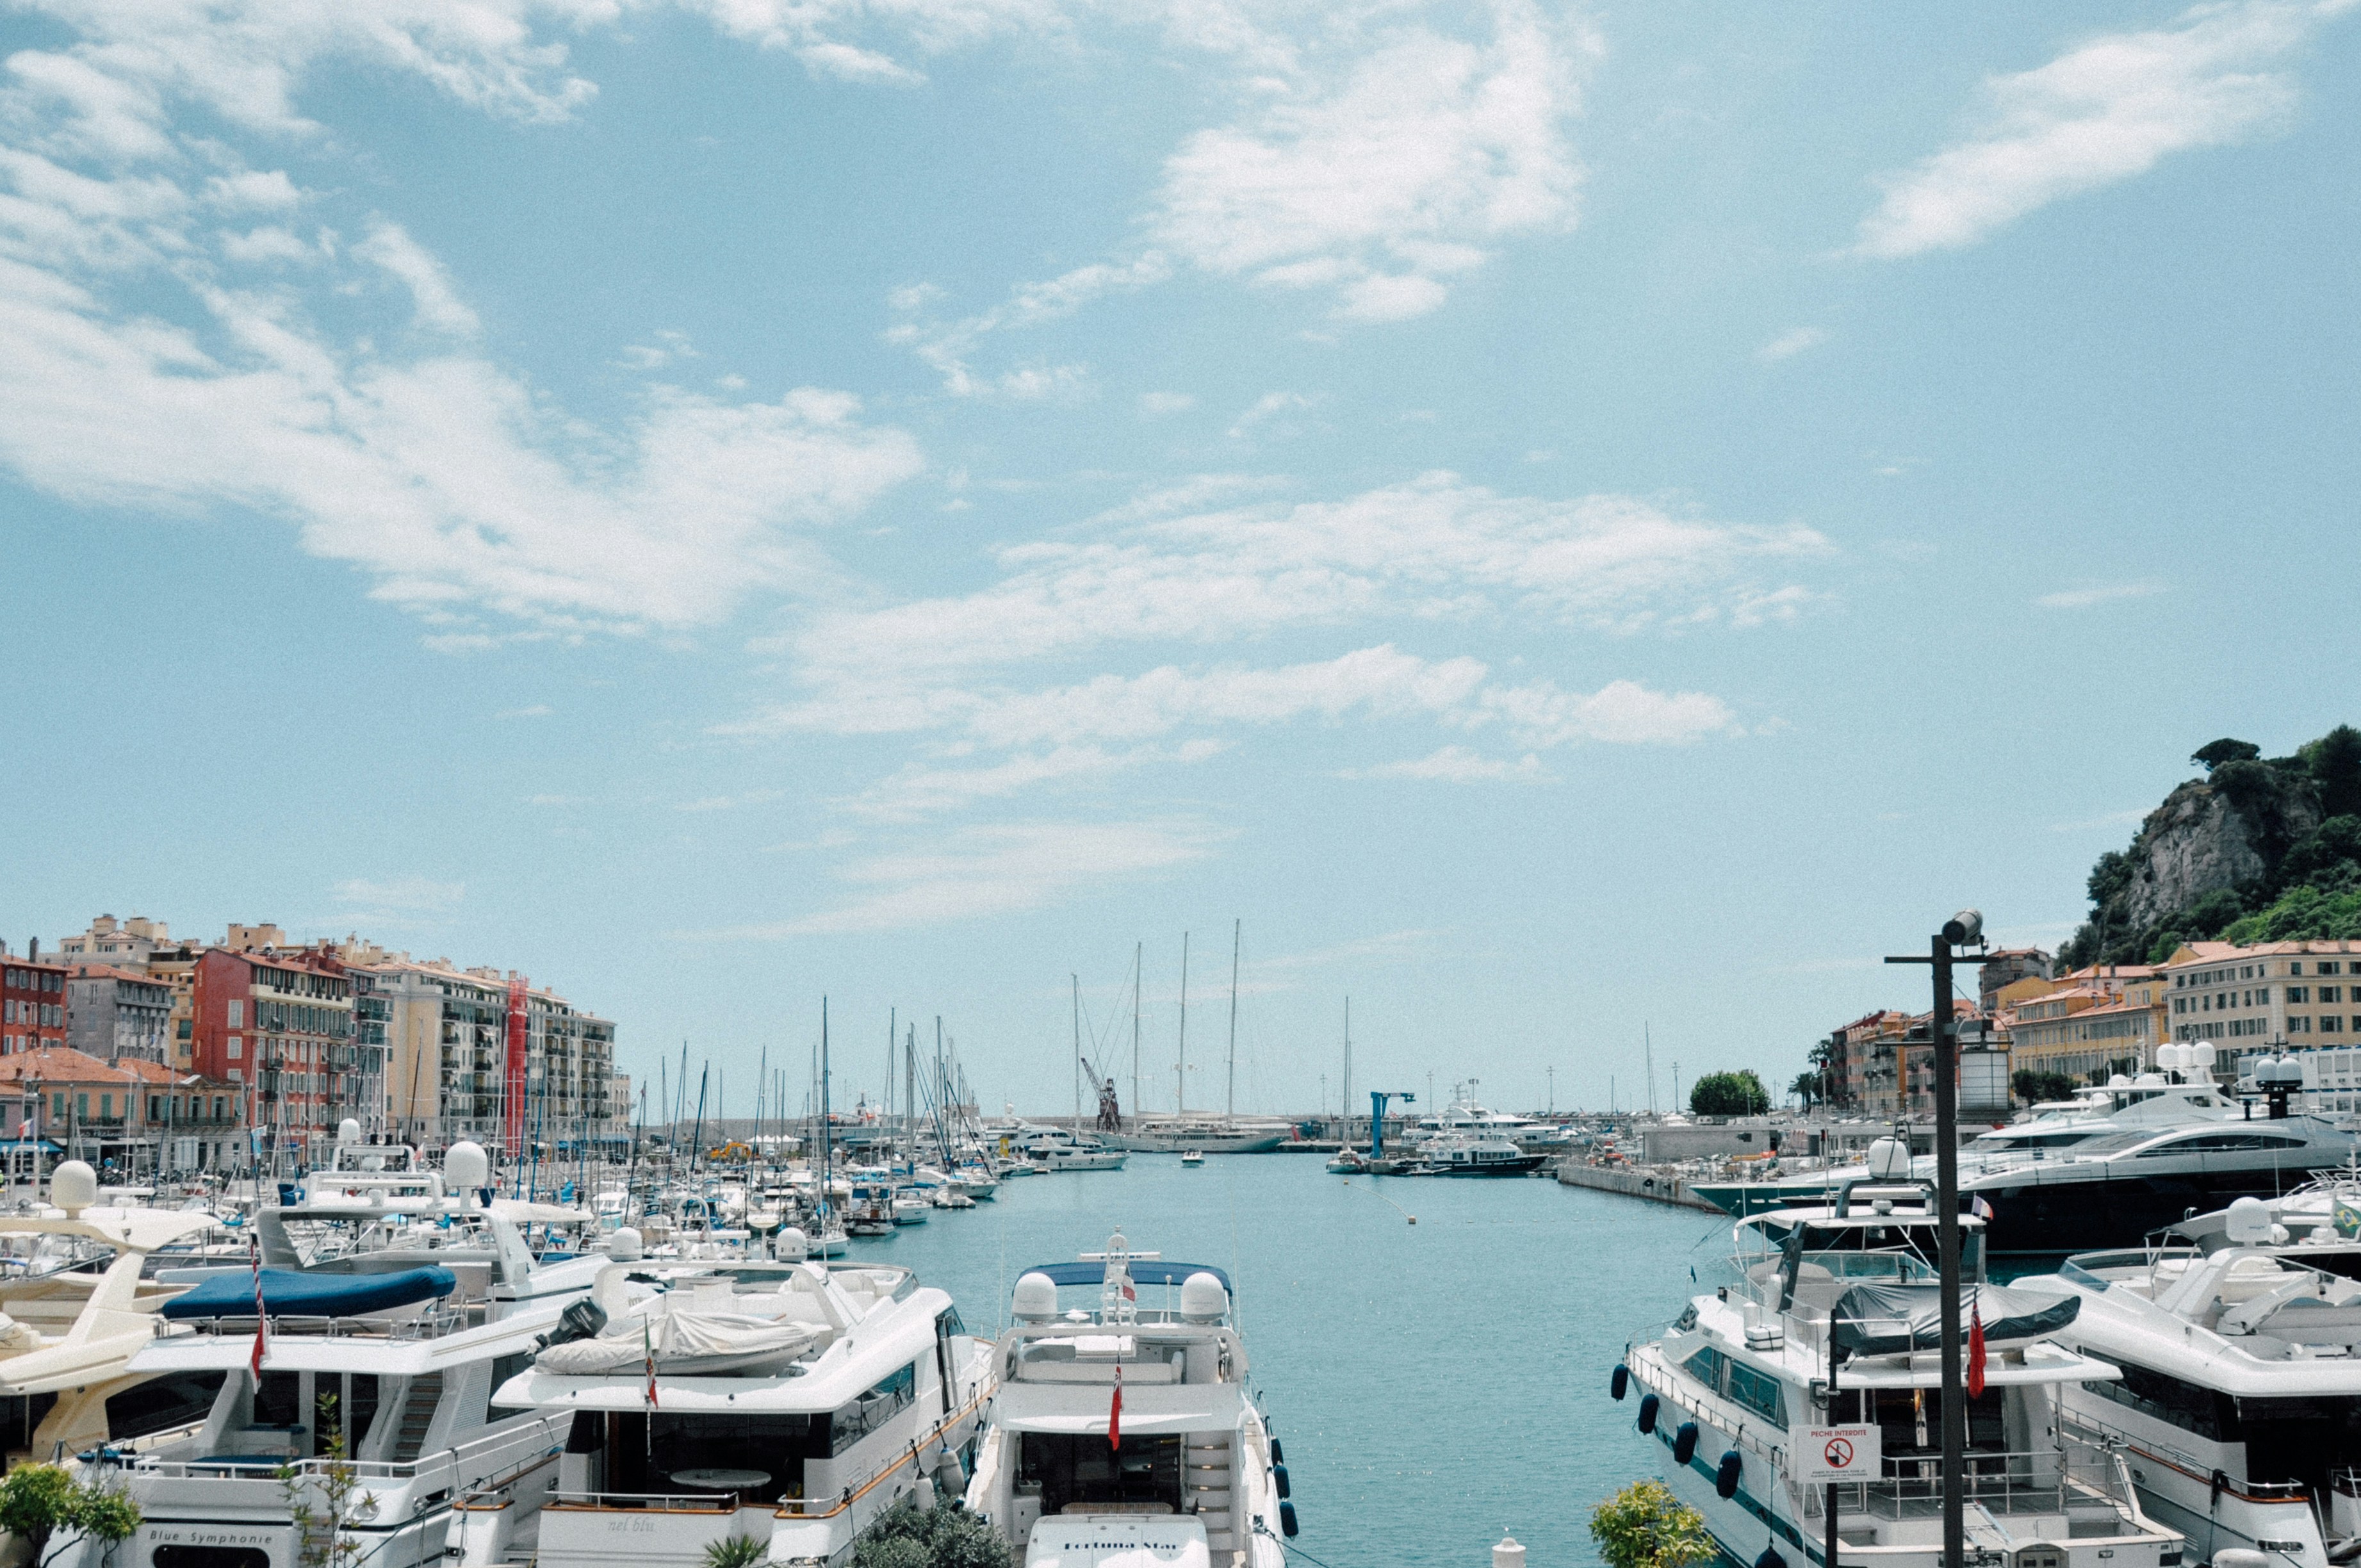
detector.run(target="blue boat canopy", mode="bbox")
[1023,1261,1232,1292]
[161,1266,458,1321]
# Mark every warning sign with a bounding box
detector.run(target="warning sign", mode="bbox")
[1794,1426,1879,1483]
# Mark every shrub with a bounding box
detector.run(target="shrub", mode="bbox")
[1591,1480,1714,1568]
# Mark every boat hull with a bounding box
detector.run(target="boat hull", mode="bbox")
[1102,1129,1291,1154]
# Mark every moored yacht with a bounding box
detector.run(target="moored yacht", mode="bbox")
[1403,1133,1547,1177]
[1104,1120,1291,1156]
[962,1233,1291,1567]
[1621,1170,2180,1568]
[492,1254,993,1568]
[1008,1125,1128,1172]
[2025,1196,2361,1567]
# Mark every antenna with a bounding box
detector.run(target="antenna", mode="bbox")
[1227,918,1240,1122]
[1177,933,1189,1120]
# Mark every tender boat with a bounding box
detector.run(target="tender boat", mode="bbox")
[2025,1195,2361,1567]
[494,1255,993,1568]
[962,1232,1292,1567]
[1621,1168,2181,1568]
[1180,1150,1205,1167]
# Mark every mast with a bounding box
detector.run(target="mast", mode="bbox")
[1072,974,1081,1131]
[1132,940,1142,1128]
[1177,933,1189,1119]
[1343,996,1352,1142]
[1226,917,1240,1121]
[820,997,832,1223]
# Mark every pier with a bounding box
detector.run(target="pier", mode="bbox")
[1554,1160,1722,1211]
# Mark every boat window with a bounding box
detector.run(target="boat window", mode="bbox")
[937,1305,967,1339]
[105,1370,225,1442]
[1727,1361,1786,1428]
[2137,1133,2308,1156]
[603,1411,821,1502]
[489,1352,534,1417]
[1682,1346,1726,1393]
[253,1371,303,1429]
[831,1362,917,1455]
[1017,1431,1182,1517]
[2080,1359,2232,1440]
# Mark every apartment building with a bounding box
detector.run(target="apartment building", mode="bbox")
[192,946,371,1143]
[0,947,67,1055]
[1995,965,2171,1084]
[51,915,173,969]
[2163,938,2361,1047]
[64,965,174,1063]
[0,1047,247,1170]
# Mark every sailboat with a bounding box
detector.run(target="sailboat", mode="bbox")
[1107,923,1293,1153]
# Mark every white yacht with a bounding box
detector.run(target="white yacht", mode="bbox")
[96,1227,623,1568]
[0,1162,224,1466]
[1412,1087,1572,1150]
[493,1255,993,1568]
[1622,1172,2180,1568]
[1402,1133,1547,1177]
[963,1234,1293,1567]
[2025,1196,2361,1567]
[1005,1125,1128,1172]
[1104,1120,1293,1156]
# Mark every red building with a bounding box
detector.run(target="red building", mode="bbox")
[1,947,68,1055]
[192,946,355,1140]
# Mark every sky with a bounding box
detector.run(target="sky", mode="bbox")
[2,0,2357,1122]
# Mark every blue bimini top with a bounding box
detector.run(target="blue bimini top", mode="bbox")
[1022,1261,1232,1292]
[160,1266,458,1320]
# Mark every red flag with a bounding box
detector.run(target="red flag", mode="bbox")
[1108,1362,1123,1451]
[1966,1300,1987,1399]
[248,1235,268,1378]
[644,1316,659,1410]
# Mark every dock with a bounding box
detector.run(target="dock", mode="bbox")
[1555,1161,1722,1212]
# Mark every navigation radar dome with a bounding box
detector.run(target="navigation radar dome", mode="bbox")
[607,1227,642,1261]
[338,1118,361,1144]
[773,1227,808,1262]
[50,1160,96,1217]
[1013,1271,1059,1321]
[1180,1271,1229,1323]
[2225,1196,2273,1246]
[445,1140,489,1195]
[1867,1138,1910,1180]
[2191,1041,2218,1070]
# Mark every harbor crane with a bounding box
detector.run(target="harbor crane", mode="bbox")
[1081,1054,1123,1133]
[1366,1090,1416,1157]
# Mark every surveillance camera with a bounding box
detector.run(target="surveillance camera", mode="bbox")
[1942,910,1984,947]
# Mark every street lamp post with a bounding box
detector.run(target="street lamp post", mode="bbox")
[1884,910,1998,1568]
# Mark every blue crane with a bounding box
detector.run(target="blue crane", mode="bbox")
[1367,1090,1417,1157]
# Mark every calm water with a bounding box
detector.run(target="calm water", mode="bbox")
[840,1154,1729,1568]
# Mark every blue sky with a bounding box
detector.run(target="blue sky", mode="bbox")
[3,0,2357,1120]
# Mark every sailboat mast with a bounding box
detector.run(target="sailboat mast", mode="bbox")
[1073,974,1082,1130]
[820,997,832,1212]
[1132,940,1141,1127]
[1227,917,1239,1120]
[1177,933,1189,1118]
[1343,996,1352,1139]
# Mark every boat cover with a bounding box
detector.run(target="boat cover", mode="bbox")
[159,1266,457,1320]
[535,1307,825,1375]
[1829,1282,2078,1359]
[1025,1262,1232,1291]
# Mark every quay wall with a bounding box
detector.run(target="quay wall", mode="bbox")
[1555,1161,1722,1212]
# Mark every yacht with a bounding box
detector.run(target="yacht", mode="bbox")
[2023,1196,2361,1567]
[1008,1125,1128,1172]
[0,1163,224,1466]
[97,1220,630,1568]
[1620,1170,2180,1568]
[493,1254,994,1568]
[1412,1087,1573,1150]
[1403,1133,1547,1177]
[961,1234,1291,1567]
[1104,1120,1292,1156]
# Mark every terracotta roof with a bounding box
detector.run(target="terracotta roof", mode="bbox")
[0,1047,131,1083]
[66,964,170,984]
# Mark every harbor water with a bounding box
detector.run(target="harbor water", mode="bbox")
[842,1152,1726,1567]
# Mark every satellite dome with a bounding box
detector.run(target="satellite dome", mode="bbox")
[445,1140,489,1195]
[1012,1271,1059,1321]
[607,1227,643,1261]
[50,1160,97,1217]
[2225,1196,2274,1246]
[1180,1271,1230,1323]
[774,1227,808,1262]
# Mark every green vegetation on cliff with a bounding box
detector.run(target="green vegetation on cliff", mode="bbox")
[2062,725,2361,966]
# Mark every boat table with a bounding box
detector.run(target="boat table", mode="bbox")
[671,1467,772,1500]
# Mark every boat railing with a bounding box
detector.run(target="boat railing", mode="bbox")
[548,1490,737,1513]
[168,1297,486,1341]
[1805,1440,2134,1523]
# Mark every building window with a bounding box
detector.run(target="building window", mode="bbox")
[227,1036,241,1059]
[2292,1017,2313,1033]
[2327,987,2346,1005]
[51,1093,65,1118]
[2291,988,2310,1004]
[2292,963,2307,977]
[76,1094,87,1119]
[227,999,243,1027]
[2326,1018,2346,1034]
[2326,962,2346,976]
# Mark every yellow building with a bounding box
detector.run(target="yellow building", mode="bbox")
[1999,965,2170,1084]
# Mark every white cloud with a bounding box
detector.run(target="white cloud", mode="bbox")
[887,253,1170,395]
[1151,0,1585,320]
[1225,389,1321,439]
[332,875,464,912]
[1856,0,2347,259]
[1756,327,1826,363]
[619,329,698,368]
[1474,678,1738,746]
[355,220,480,334]
[849,740,1229,820]
[695,820,1229,935]
[797,41,926,85]
[1343,745,1546,781]
[2034,580,2168,609]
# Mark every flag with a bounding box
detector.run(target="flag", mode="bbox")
[247,1235,268,1378]
[1970,1195,1994,1221]
[1120,1281,1136,1303]
[1108,1362,1122,1452]
[644,1316,659,1410]
[1966,1300,1987,1400]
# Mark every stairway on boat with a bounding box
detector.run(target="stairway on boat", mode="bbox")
[1186,1435,1236,1556]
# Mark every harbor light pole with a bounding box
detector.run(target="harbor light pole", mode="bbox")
[1884,910,1994,1568]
